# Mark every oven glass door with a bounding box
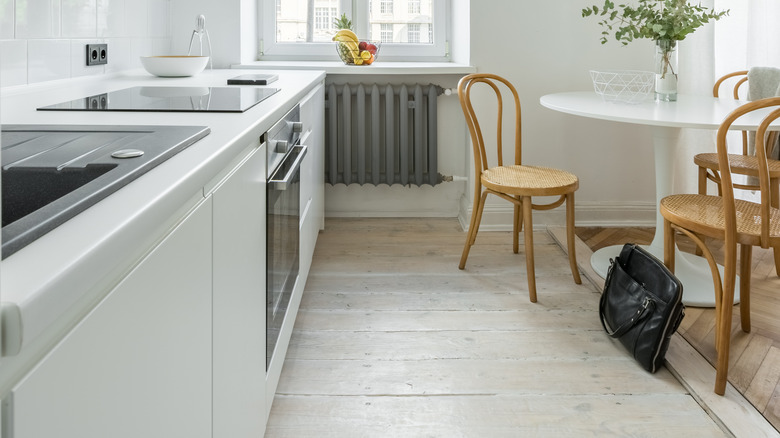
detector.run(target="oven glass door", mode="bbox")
[266,145,307,370]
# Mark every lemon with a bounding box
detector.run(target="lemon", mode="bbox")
[354,58,364,65]
[360,50,371,61]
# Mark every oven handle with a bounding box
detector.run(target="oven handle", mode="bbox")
[269,145,308,191]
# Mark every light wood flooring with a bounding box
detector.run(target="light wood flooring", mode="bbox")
[265,218,730,437]
[577,226,780,434]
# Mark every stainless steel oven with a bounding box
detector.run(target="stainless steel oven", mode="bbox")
[266,105,306,370]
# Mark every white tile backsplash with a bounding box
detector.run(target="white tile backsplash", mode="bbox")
[1,39,28,87]
[3,0,172,86]
[62,0,97,38]
[28,39,70,83]
[125,0,148,38]
[1,0,14,39]
[98,0,126,38]
[16,0,61,39]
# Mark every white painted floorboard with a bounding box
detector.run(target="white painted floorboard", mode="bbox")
[265,218,728,437]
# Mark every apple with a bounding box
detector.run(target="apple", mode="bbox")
[358,41,368,51]
[366,43,377,55]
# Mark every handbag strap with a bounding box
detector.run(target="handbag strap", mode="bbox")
[600,293,655,338]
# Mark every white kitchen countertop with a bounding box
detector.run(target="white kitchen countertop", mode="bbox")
[0,69,325,380]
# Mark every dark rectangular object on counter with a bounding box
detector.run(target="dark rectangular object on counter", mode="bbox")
[227,74,279,85]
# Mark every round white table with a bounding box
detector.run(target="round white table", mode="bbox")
[539,91,768,307]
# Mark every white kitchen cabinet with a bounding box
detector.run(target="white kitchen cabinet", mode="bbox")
[5,198,213,438]
[210,139,267,438]
[299,81,325,280]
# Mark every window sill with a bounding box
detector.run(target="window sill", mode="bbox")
[232,61,476,75]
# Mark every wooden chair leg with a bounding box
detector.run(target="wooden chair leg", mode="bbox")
[694,167,709,257]
[663,219,675,273]
[698,166,708,196]
[770,180,779,276]
[459,190,487,270]
[739,244,752,333]
[565,192,581,285]
[774,246,780,279]
[522,196,537,303]
[513,200,520,254]
[714,243,738,396]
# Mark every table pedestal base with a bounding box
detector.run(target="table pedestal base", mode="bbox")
[591,244,740,308]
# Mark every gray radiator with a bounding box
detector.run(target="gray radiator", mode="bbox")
[325,83,441,186]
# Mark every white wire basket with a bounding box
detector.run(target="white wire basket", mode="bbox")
[590,70,654,104]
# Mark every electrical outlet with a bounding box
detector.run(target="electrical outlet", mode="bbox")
[86,44,108,66]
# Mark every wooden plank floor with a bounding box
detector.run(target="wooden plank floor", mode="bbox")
[576,226,780,434]
[265,218,727,437]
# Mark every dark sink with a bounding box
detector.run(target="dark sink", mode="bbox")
[1,125,210,259]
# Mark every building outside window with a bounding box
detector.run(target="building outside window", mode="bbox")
[314,7,337,31]
[407,23,420,43]
[380,23,393,43]
[409,0,421,14]
[380,0,393,14]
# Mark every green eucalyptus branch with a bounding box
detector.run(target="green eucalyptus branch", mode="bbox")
[582,0,729,45]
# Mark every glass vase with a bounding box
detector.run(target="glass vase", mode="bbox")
[655,39,678,102]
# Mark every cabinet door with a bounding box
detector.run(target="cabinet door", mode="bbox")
[212,142,267,437]
[299,82,325,279]
[7,199,213,438]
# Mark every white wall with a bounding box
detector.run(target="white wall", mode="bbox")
[466,0,657,229]
[169,0,255,68]
[0,0,173,87]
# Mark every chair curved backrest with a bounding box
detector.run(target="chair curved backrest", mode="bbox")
[716,97,780,249]
[458,73,522,175]
[714,71,750,155]
[713,70,749,99]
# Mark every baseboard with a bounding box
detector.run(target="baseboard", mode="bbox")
[323,185,656,229]
[324,183,462,218]
[457,195,656,231]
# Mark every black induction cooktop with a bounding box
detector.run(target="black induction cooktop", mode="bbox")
[38,86,280,113]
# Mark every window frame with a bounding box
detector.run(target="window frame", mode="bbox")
[259,0,449,62]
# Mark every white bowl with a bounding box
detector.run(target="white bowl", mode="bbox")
[140,56,209,77]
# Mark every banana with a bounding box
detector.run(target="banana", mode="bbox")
[332,29,358,42]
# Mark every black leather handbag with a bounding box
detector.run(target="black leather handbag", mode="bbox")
[599,244,685,373]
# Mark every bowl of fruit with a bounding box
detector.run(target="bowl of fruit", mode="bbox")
[332,29,379,66]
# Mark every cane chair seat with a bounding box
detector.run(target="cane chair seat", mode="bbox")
[694,153,780,178]
[661,194,780,247]
[482,165,579,196]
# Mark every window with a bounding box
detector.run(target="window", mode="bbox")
[407,23,420,43]
[408,0,420,14]
[259,0,448,61]
[380,0,393,14]
[380,23,393,43]
[315,7,338,31]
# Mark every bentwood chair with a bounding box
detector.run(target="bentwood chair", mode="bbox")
[693,70,780,274]
[661,97,780,395]
[457,73,581,302]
